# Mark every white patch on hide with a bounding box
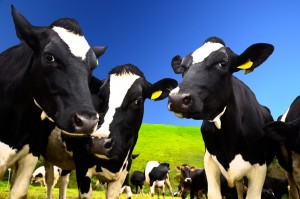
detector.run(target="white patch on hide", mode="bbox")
[53,26,90,60]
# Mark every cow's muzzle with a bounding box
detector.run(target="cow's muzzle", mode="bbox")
[88,136,113,156]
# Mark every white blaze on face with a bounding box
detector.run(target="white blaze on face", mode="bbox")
[92,73,140,138]
[191,42,224,64]
[52,26,90,60]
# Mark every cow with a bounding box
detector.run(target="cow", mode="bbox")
[264,95,300,199]
[130,170,145,195]
[43,64,178,199]
[0,6,109,199]
[176,164,206,199]
[145,161,174,199]
[31,166,61,188]
[168,36,274,199]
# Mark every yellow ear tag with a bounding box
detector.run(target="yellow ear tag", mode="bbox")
[96,59,99,65]
[151,90,163,100]
[237,59,253,70]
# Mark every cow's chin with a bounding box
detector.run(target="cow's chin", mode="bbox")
[172,111,203,120]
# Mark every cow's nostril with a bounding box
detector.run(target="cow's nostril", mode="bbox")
[182,95,191,105]
[74,114,83,127]
[104,139,113,149]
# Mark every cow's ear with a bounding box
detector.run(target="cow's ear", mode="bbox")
[93,46,108,59]
[233,43,274,74]
[11,5,41,50]
[147,78,178,101]
[171,55,183,74]
[176,166,181,171]
[190,166,196,171]
[264,120,298,142]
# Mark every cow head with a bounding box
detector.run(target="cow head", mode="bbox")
[168,36,274,121]
[176,164,193,183]
[264,117,300,151]
[89,64,177,159]
[11,6,107,134]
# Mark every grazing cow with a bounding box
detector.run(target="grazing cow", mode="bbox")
[130,170,145,195]
[168,36,274,199]
[0,6,108,198]
[31,166,61,188]
[43,65,178,199]
[145,161,174,199]
[264,95,300,199]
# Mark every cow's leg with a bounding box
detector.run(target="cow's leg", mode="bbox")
[44,160,55,199]
[59,170,71,199]
[9,153,38,199]
[244,164,266,199]
[106,169,128,199]
[150,181,155,199]
[124,186,132,199]
[141,185,144,196]
[204,150,222,199]
[165,176,173,198]
[287,172,300,199]
[76,167,94,199]
[235,179,244,199]
[161,184,165,199]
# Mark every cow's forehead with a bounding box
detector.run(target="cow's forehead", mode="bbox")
[94,72,141,137]
[191,42,224,64]
[52,26,90,60]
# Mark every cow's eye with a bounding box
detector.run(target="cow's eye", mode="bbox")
[131,97,143,109]
[44,54,55,63]
[218,61,227,69]
[134,98,143,106]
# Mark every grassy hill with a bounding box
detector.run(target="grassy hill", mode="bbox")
[131,123,205,188]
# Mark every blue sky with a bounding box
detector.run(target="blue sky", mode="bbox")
[1,1,299,127]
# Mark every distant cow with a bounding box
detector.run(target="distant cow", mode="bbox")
[43,65,177,199]
[31,166,61,188]
[176,164,206,199]
[145,161,174,199]
[264,95,300,199]
[168,36,274,199]
[130,170,145,195]
[0,6,107,198]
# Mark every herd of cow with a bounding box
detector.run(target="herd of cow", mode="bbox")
[1,5,300,199]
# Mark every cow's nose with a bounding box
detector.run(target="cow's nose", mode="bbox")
[169,93,192,111]
[73,112,99,134]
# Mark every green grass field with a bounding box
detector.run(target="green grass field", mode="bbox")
[0,123,289,198]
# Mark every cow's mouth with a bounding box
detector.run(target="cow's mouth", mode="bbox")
[89,136,113,156]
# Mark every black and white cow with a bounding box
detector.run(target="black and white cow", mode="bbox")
[0,6,108,198]
[130,170,145,195]
[145,161,174,199]
[264,95,300,199]
[168,37,275,199]
[31,166,61,188]
[43,64,178,199]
